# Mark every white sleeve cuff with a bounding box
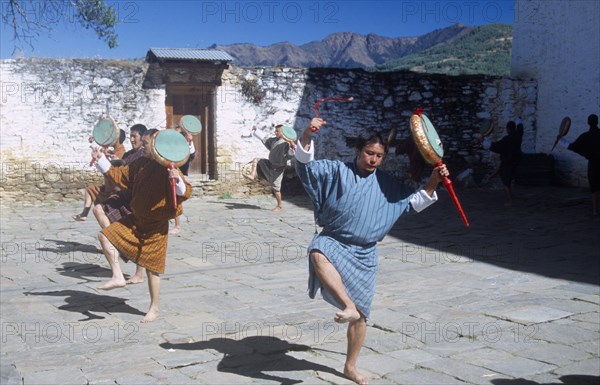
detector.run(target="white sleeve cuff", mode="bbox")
[175,177,186,196]
[95,154,111,173]
[294,139,314,163]
[410,189,438,212]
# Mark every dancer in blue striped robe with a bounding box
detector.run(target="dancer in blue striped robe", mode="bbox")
[294,117,449,385]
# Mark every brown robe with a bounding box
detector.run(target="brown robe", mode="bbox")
[86,143,127,204]
[100,157,192,273]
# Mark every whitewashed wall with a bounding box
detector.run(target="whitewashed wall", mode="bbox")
[2,58,537,202]
[512,0,600,186]
[0,58,165,202]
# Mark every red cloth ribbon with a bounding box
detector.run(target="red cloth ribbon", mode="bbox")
[413,107,425,116]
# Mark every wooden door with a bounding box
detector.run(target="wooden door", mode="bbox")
[166,85,215,178]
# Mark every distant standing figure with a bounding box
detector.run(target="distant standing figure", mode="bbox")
[560,114,600,216]
[483,118,524,206]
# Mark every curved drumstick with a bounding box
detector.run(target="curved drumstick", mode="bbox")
[169,163,177,210]
[435,160,470,227]
[311,97,354,132]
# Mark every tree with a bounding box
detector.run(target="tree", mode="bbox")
[2,0,119,54]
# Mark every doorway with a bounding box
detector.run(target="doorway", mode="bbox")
[165,84,216,179]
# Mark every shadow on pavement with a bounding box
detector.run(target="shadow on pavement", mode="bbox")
[387,186,600,286]
[492,375,600,385]
[39,239,103,255]
[54,262,113,284]
[160,335,347,384]
[24,289,145,321]
[209,201,264,210]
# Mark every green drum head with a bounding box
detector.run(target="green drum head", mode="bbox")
[420,114,444,158]
[281,125,297,142]
[92,119,117,146]
[180,115,202,135]
[154,130,190,164]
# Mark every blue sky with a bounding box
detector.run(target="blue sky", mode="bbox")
[1,0,515,59]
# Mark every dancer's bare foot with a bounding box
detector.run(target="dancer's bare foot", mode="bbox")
[344,364,369,385]
[72,214,87,221]
[272,206,283,212]
[125,276,144,285]
[98,278,126,290]
[334,307,361,323]
[141,307,159,323]
[169,227,180,235]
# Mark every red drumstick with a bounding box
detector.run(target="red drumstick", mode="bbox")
[311,97,354,132]
[169,163,177,210]
[434,161,470,227]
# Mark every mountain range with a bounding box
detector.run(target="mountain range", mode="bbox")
[209,23,512,75]
[210,23,474,68]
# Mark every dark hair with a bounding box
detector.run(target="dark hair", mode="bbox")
[588,114,598,127]
[355,133,386,152]
[119,129,126,144]
[506,121,516,133]
[143,128,159,138]
[130,124,147,136]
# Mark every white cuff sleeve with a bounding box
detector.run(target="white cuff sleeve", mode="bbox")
[175,177,186,196]
[482,138,492,149]
[294,139,315,163]
[189,141,196,154]
[410,189,438,212]
[95,154,111,173]
[559,138,570,149]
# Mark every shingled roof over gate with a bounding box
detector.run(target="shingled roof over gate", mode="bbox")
[146,48,234,63]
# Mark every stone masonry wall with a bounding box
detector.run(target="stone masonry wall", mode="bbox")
[1,58,537,203]
[216,66,537,186]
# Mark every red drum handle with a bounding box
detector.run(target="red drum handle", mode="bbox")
[169,163,177,210]
[434,161,470,227]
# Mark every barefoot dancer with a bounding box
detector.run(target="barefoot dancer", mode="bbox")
[92,124,148,284]
[245,124,295,211]
[73,129,127,221]
[91,129,192,323]
[294,117,448,384]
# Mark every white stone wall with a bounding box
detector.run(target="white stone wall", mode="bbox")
[0,58,165,202]
[215,67,307,172]
[1,58,537,202]
[511,0,600,186]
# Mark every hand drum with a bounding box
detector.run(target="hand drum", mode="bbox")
[179,115,203,136]
[551,116,571,152]
[151,129,190,209]
[92,117,119,146]
[410,112,469,227]
[281,125,298,142]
